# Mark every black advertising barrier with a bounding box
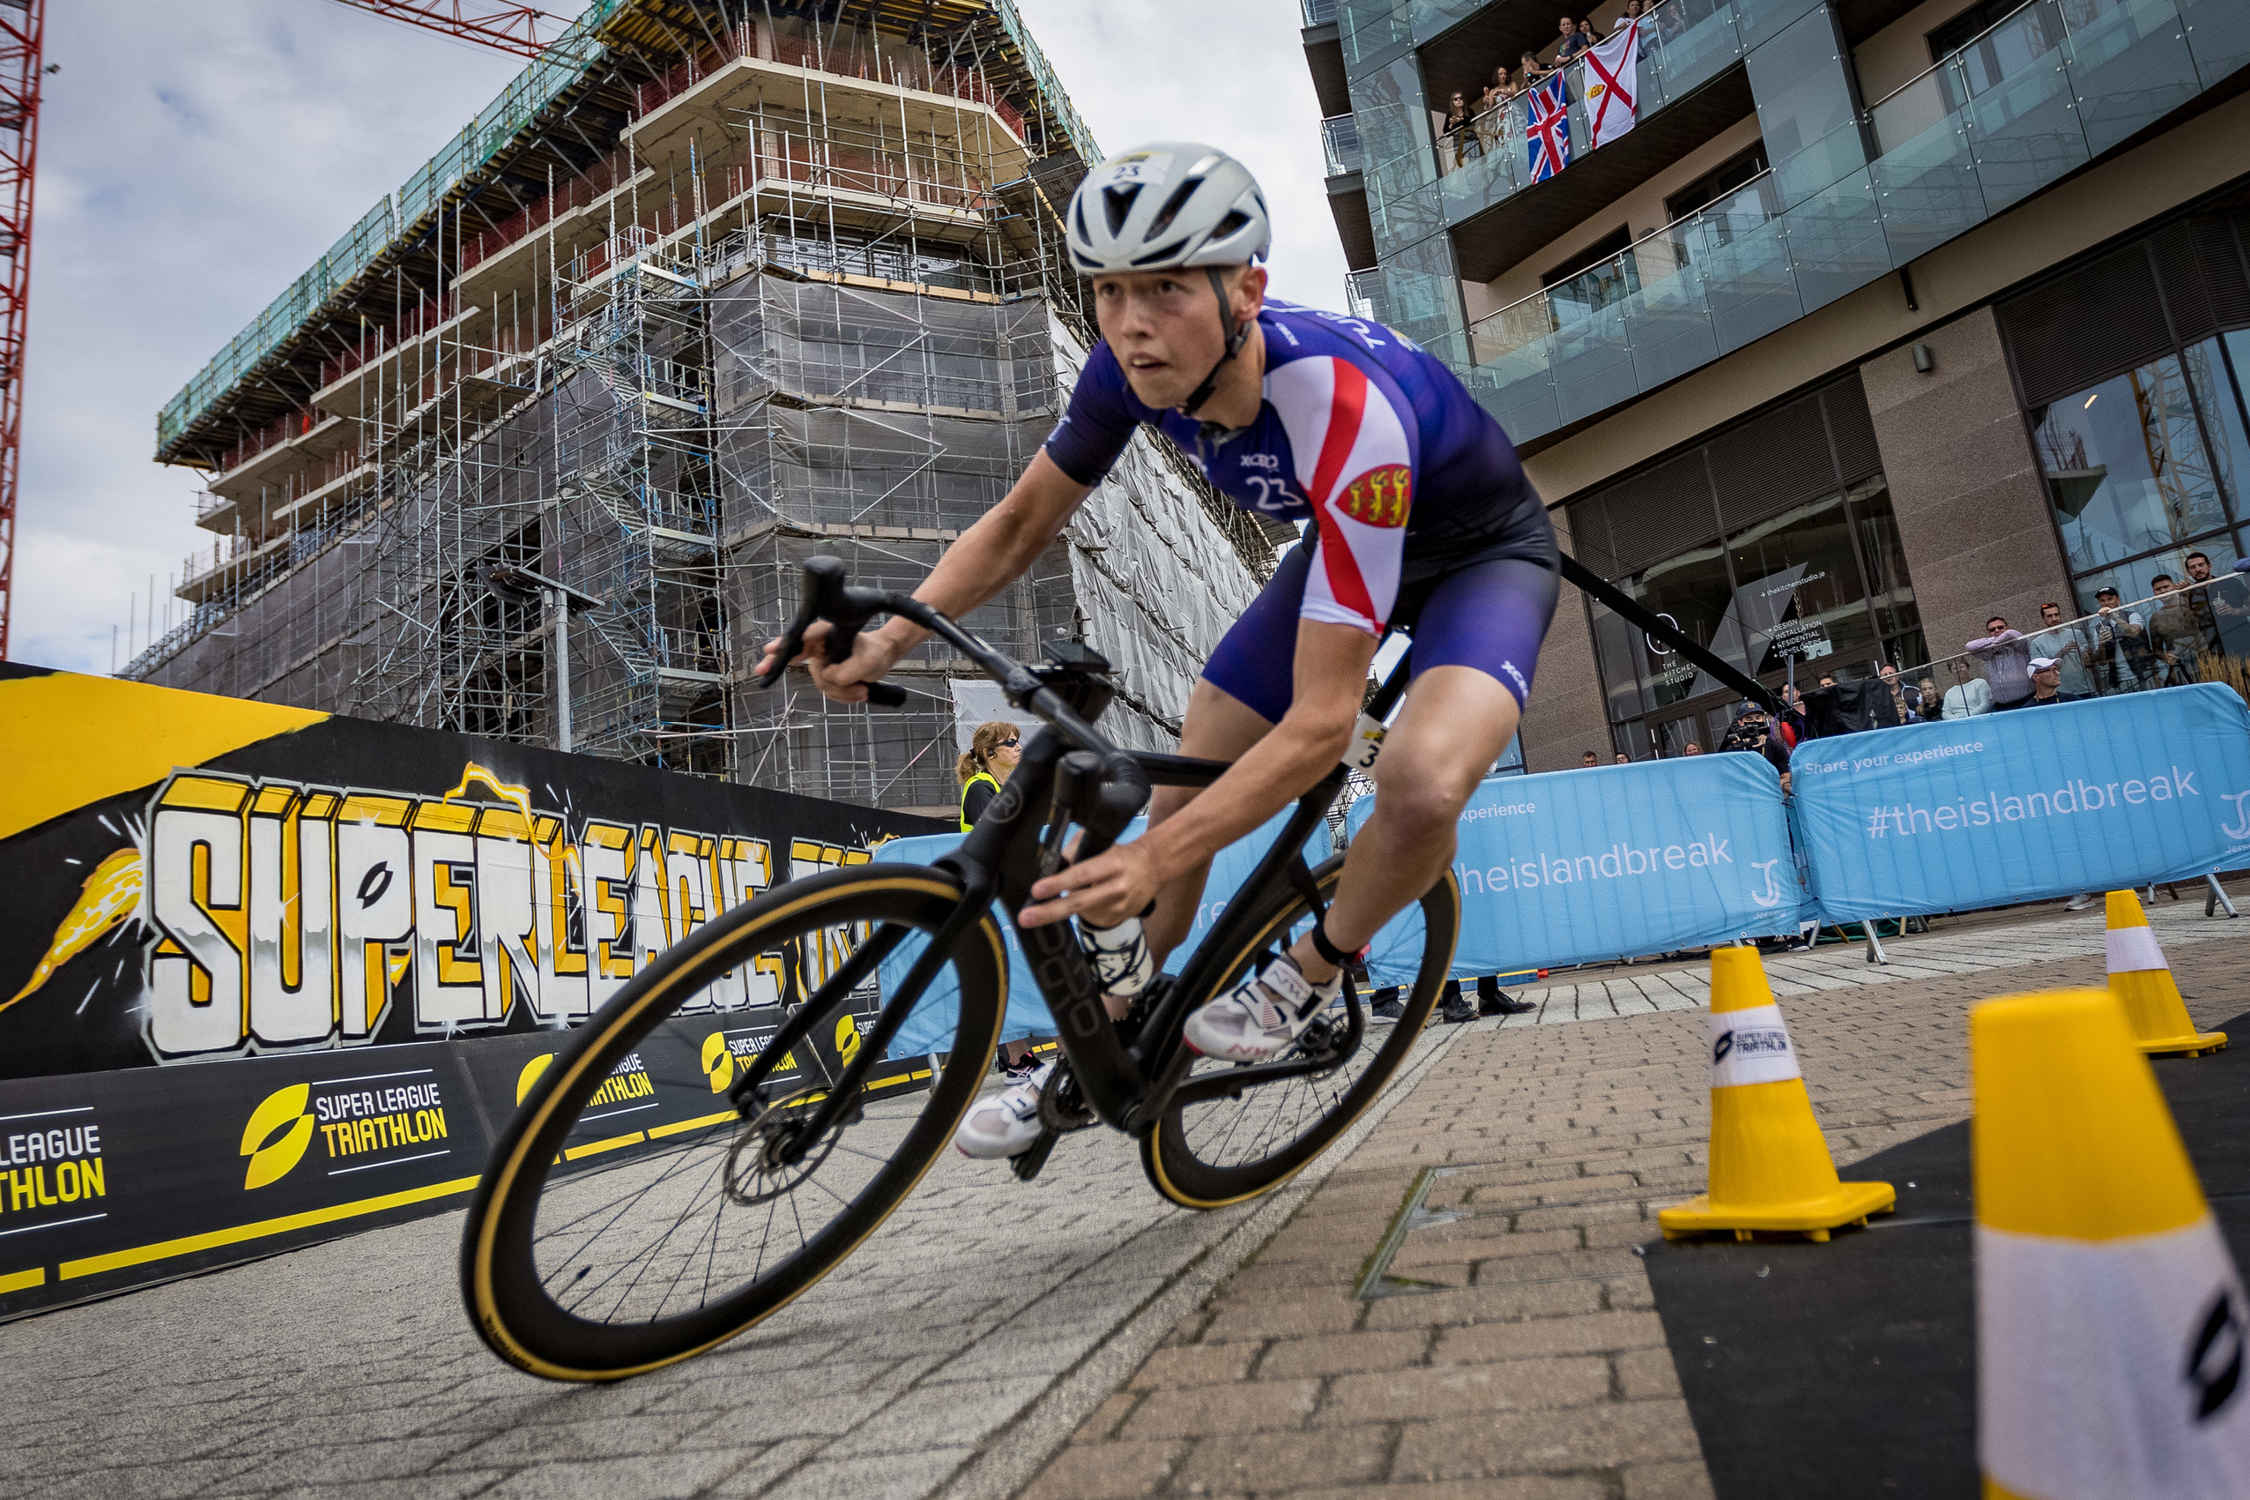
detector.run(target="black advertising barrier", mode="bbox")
[0,663,948,1317]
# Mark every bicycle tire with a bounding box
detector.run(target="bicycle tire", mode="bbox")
[462,864,1006,1381]
[1141,855,1458,1210]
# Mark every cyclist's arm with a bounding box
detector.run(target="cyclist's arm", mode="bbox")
[758,450,1091,697]
[1019,618,1378,929]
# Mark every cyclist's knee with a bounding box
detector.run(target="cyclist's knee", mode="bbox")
[1367,772,1471,839]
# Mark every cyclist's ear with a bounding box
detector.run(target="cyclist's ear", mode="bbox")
[1228,264,1268,325]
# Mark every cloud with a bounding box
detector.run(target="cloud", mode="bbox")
[1012,0,1343,310]
[15,1,528,674]
[14,0,1337,676]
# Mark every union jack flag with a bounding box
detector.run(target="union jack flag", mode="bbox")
[1526,74,1571,183]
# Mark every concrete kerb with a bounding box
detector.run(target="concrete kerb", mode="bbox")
[926,1020,1476,1500]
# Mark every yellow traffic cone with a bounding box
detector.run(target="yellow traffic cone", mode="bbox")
[1657,947,1894,1243]
[2106,890,2226,1057]
[1974,988,2250,1495]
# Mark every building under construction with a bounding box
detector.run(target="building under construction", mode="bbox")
[131,0,1279,813]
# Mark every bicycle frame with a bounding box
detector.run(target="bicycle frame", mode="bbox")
[737,566,1422,1151]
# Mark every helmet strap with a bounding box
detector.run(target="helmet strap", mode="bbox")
[1178,265,1251,417]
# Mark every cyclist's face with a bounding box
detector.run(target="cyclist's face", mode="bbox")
[1092,266,1266,409]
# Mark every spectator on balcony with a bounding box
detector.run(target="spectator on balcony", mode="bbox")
[2029,600,2095,698]
[1940,658,1993,718]
[1475,81,1508,154]
[1442,92,1479,168]
[1520,49,1554,91]
[1966,616,2035,708]
[1556,15,1593,61]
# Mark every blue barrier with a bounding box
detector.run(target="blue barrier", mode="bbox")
[1792,683,2250,923]
[875,809,1332,1052]
[1345,755,1802,982]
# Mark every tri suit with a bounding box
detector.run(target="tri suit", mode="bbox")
[1041,299,1559,723]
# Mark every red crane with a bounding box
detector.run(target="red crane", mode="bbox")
[0,0,41,661]
[327,1,557,59]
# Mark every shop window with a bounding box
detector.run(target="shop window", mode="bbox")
[2031,351,2229,573]
[1587,537,1744,719]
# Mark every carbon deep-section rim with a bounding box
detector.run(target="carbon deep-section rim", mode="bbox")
[461,865,1005,1381]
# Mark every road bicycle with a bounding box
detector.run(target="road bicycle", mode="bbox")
[461,558,1460,1380]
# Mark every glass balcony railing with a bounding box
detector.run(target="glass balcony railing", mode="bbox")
[1471,170,1783,366]
[1302,0,1338,25]
[1323,114,1364,177]
[1467,0,2246,442]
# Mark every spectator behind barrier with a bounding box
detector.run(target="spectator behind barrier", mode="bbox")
[2020,657,2082,706]
[1718,707,1790,778]
[1803,674,1903,736]
[1941,658,1993,718]
[2088,586,2145,692]
[1915,677,1944,723]
[1877,663,1921,724]
[2185,551,2250,658]
[2029,601,2095,698]
[1579,749,1599,768]
[2145,575,2200,687]
[1966,616,2034,708]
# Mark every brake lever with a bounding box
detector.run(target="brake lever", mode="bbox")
[756,558,907,707]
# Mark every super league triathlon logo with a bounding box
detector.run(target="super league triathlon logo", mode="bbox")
[6,763,879,1064]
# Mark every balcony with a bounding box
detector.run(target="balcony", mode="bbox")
[1466,0,2250,442]
[1323,114,1364,177]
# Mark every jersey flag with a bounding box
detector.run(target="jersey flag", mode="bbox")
[1527,75,1572,182]
[1582,23,1640,150]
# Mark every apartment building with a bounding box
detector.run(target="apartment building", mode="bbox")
[1307,0,2248,763]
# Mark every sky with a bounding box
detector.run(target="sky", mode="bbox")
[10,0,1341,676]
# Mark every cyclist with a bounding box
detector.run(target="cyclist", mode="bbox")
[756,143,1558,1159]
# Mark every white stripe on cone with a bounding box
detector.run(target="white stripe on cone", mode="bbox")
[2108,925,2169,975]
[1980,1214,2250,1496]
[1707,1003,1800,1089]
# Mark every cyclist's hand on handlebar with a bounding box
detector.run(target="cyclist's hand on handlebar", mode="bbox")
[1021,841,1159,930]
[758,621,904,705]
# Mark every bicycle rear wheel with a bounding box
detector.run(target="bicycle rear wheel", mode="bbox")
[1141,856,1458,1209]
[461,864,1006,1381]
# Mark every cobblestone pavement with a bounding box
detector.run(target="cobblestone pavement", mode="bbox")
[1,897,2242,1500]
[1013,909,2250,1500]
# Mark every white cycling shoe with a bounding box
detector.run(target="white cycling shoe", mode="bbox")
[1181,954,1343,1062]
[953,1060,1055,1159]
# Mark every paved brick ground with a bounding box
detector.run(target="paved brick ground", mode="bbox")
[1012,916,2250,1500]
[0,896,2241,1500]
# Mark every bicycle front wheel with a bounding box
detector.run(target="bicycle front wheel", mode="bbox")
[1142,855,1458,1210]
[461,864,1006,1381]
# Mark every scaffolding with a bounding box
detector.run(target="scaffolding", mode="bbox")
[131,2,1280,813]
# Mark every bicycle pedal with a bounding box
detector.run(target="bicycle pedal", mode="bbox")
[1009,1126,1061,1181]
[1035,1062,1098,1133]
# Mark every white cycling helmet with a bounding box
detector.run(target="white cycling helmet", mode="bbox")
[1065,144,1272,414]
[1064,143,1272,274]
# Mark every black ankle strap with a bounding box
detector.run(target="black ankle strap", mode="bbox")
[1309,917,1352,967]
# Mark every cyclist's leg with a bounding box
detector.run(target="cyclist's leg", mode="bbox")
[1136,545,1308,965]
[1297,556,1560,972]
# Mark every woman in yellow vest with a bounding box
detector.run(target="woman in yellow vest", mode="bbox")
[957,720,1021,830]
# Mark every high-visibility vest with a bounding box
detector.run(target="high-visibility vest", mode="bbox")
[960,771,999,832]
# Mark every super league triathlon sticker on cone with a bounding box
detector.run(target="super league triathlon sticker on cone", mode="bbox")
[1658,947,1892,1242]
